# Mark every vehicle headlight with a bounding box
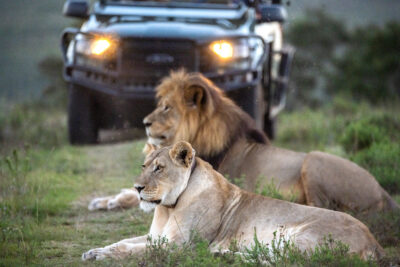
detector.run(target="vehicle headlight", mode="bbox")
[91,39,112,56]
[210,40,250,60]
[75,35,117,58]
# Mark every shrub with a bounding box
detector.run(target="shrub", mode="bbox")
[329,23,400,102]
[340,114,400,153]
[356,211,400,248]
[340,120,388,153]
[244,232,375,267]
[0,102,67,153]
[286,9,349,108]
[351,142,400,193]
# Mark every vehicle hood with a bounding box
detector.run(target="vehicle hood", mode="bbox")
[82,3,253,41]
[85,20,249,40]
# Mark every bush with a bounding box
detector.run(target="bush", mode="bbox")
[329,23,400,102]
[340,114,400,153]
[286,9,349,108]
[356,211,400,248]
[287,10,400,106]
[0,102,67,153]
[340,120,388,153]
[351,142,400,194]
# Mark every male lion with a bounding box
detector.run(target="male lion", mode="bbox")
[89,71,398,212]
[82,141,383,261]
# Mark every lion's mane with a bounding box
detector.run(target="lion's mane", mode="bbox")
[156,70,268,167]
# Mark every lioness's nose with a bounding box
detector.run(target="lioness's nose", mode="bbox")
[143,118,152,127]
[135,185,145,193]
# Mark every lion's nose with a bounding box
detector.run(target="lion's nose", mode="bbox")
[135,185,145,193]
[143,118,152,127]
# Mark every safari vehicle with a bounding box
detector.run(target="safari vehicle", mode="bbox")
[61,0,293,144]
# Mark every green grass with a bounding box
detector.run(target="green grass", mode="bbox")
[0,141,153,266]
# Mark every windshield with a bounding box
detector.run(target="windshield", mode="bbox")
[105,0,241,7]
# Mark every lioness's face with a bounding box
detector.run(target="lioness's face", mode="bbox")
[134,141,195,212]
[143,95,181,147]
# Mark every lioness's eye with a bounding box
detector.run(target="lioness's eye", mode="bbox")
[164,105,170,112]
[154,165,163,173]
[141,164,145,170]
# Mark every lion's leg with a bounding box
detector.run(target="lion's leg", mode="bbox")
[301,151,392,212]
[88,188,140,211]
[88,196,113,211]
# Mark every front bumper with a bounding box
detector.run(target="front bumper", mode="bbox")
[66,67,261,99]
[61,28,267,99]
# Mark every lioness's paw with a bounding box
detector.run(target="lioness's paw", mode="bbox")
[88,198,108,211]
[82,248,107,261]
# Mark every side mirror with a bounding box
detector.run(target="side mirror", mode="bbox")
[258,4,287,23]
[63,0,89,19]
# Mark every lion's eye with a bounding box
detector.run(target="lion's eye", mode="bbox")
[164,105,170,112]
[141,164,145,170]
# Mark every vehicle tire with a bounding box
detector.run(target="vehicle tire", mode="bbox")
[264,117,275,140]
[68,84,99,145]
[236,83,264,130]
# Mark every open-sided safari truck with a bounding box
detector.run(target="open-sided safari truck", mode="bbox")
[61,0,293,144]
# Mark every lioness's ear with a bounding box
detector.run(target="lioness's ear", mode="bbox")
[169,141,195,167]
[184,85,205,108]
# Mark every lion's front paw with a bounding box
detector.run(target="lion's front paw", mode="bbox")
[82,248,107,261]
[107,198,120,210]
[88,197,109,211]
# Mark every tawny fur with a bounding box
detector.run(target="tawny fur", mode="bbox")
[82,142,384,261]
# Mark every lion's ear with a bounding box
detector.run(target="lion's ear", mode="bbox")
[143,143,157,156]
[184,85,205,108]
[169,141,195,168]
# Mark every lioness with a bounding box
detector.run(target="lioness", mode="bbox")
[89,70,398,213]
[82,141,383,261]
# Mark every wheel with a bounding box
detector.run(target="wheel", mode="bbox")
[264,117,275,140]
[68,84,99,145]
[234,83,265,130]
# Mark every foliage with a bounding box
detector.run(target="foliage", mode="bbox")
[328,23,400,102]
[287,10,400,106]
[337,112,400,193]
[127,231,376,267]
[0,55,68,153]
[339,115,395,153]
[356,211,400,248]
[134,234,238,266]
[38,56,68,108]
[351,142,400,194]
[243,231,374,267]
[0,102,67,153]
[286,9,349,108]
[255,179,297,202]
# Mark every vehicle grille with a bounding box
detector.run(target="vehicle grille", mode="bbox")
[120,38,196,85]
